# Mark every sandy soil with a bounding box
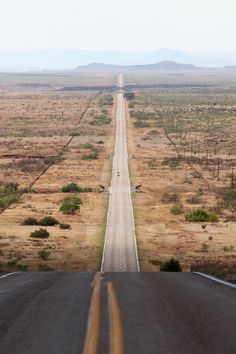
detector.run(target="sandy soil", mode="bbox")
[0,89,116,271]
[127,86,236,276]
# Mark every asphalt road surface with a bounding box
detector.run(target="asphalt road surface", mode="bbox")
[0,272,235,354]
[101,86,139,271]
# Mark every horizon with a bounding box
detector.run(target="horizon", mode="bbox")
[1,47,236,71]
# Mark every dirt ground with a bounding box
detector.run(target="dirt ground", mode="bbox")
[0,79,116,271]
[1,72,236,278]
[126,74,236,280]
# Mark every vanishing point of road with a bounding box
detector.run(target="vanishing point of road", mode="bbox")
[101,75,139,272]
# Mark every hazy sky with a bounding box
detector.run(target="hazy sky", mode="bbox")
[0,0,235,52]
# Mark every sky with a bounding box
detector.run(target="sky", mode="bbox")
[0,0,235,53]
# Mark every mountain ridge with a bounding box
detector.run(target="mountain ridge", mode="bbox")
[73,60,197,72]
[1,48,236,71]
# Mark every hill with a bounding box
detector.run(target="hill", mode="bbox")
[0,49,236,71]
[74,61,197,72]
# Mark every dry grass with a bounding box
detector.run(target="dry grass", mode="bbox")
[127,76,236,273]
[0,78,116,271]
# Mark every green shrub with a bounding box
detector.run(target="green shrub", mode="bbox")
[161,193,180,204]
[59,223,71,229]
[82,153,98,160]
[62,182,80,192]
[30,228,50,239]
[38,216,59,226]
[160,257,182,272]
[3,182,19,193]
[124,92,135,100]
[185,209,218,222]
[171,204,184,215]
[62,183,92,193]
[38,249,51,260]
[22,217,38,225]
[60,196,82,214]
[0,194,21,209]
[0,182,21,210]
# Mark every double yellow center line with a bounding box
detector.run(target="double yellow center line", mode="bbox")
[82,273,125,354]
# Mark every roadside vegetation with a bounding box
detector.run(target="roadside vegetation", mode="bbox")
[38,248,51,260]
[62,182,92,193]
[0,182,21,211]
[60,196,82,214]
[126,72,236,272]
[185,210,218,222]
[30,229,50,239]
[22,216,59,226]
[160,257,182,272]
[0,79,115,271]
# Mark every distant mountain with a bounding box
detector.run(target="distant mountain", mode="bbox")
[74,62,123,72]
[0,48,236,71]
[74,61,197,72]
[132,61,196,71]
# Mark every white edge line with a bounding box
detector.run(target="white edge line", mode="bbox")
[0,272,20,280]
[124,90,140,271]
[194,272,236,290]
[101,93,117,272]
[101,159,114,272]
[128,171,140,271]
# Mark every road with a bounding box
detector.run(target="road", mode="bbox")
[0,272,235,354]
[1,77,235,354]
[101,76,139,271]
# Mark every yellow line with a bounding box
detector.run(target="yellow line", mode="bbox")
[107,282,125,354]
[82,273,101,354]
